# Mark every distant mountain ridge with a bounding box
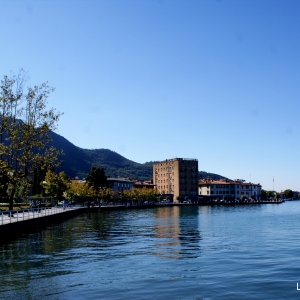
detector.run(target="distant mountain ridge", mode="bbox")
[49,132,229,181]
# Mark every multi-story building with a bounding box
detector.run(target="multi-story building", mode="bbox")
[107,178,134,193]
[240,182,262,199]
[198,179,261,200]
[153,158,198,202]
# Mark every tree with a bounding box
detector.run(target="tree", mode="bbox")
[42,170,70,200]
[85,166,107,198]
[260,189,267,200]
[31,161,49,196]
[284,189,293,199]
[0,70,62,210]
[267,191,275,199]
[66,180,93,202]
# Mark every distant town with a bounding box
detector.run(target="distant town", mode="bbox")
[95,158,297,204]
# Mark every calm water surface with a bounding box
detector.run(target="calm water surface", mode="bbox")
[1,202,300,299]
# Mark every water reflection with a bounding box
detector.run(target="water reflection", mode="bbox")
[1,203,300,299]
[153,206,202,259]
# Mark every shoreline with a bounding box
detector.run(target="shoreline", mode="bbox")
[0,200,284,243]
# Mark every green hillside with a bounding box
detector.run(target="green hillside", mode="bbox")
[50,132,229,181]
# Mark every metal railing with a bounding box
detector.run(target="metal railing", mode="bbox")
[0,205,77,226]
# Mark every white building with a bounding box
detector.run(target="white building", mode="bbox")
[198,179,261,200]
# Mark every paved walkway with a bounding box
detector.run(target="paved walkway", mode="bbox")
[0,206,83,226]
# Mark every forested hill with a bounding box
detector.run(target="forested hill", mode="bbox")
[49,132,229,181]
[49,132,154,180]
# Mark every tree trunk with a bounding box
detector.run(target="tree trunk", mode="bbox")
[9,187,16,211]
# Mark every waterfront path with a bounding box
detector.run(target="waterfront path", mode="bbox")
[0,206,85,226]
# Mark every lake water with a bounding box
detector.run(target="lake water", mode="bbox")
[1,202,300,299]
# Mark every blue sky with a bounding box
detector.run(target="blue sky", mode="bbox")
[1,0,299,191]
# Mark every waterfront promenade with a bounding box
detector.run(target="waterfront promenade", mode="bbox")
[0,206,84,226]
[0,206,85,242]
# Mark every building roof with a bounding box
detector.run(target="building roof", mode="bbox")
[198,179,261,186]
[107,178,134,183]
[153,158,198,164]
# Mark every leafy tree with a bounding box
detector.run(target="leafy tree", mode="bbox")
[85,166,107,198]
[32,162,49,196]
[42,170,70,200]
[284,189,293,199]
[267,191,275,198]
[14,177,31,200]
[0,169,9,202]
[0,70,62,210]
[66,180,93,202]
[260,189,267,200]
[98,188,114,204]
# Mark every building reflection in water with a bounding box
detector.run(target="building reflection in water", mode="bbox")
[152,206,202,260]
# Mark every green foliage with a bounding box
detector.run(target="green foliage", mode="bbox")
[260,189,267,199]
[42,170,70,200]
[32,165,48,196]
[0,70,62,210]
[85,166,108,197]
[14,177,31,199]
[66,180,93,202]
[267,191,275,198]
[284,189,293,199]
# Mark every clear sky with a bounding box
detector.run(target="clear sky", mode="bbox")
[1,0,299,191]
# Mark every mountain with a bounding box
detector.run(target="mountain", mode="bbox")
[49,132,229,181]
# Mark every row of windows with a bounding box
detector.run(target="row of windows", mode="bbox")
[180,179,197,184]
[116,183,131,188]
[200,190,242,195]
[180,184,197,188]
[157,172,175,177]
[202,185,258,189]
[209,185,239,189]
[157,167,174,172]
[241,186,257,189]
[180,166,197,171]
[200,190,259,195]
[180,172,197,177]
[157,179,174,183]
[117,187,130,191]
[158,185,174,189]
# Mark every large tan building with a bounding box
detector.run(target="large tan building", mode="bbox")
[153,158,198,202]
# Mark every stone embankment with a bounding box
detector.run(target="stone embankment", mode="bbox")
[0,206,85,242]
